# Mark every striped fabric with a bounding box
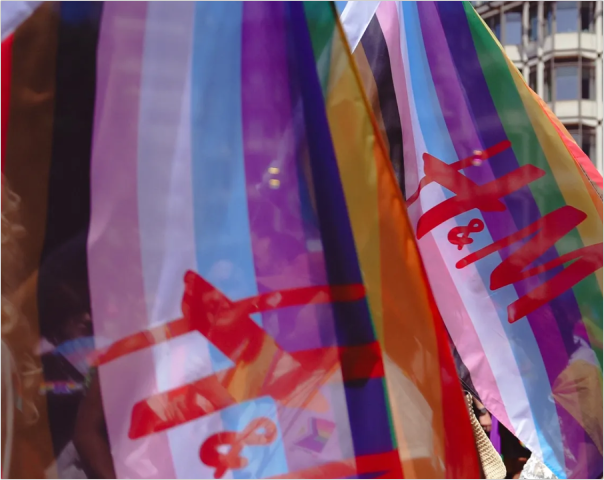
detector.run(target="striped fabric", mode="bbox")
[343,2,603,479]
[1,2,479,478]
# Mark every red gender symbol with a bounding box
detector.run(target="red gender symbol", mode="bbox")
[200,417,277,479]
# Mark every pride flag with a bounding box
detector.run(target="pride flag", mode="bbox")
[1,2,478,478]
[342,2,603,478]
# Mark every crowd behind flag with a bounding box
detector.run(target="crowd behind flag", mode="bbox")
[1,2,479,479]
[341,1,603,478]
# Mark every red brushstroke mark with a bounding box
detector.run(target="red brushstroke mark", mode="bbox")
[96,276,365,366]
[96,271,383,440]
[200,417,277,479]
[410,141,545,240]
[457,205,603,323]
[447,218,484,250]
[406,140,512,207]
[410,141,602,323]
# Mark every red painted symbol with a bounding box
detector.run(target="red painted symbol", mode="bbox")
[447,219,484,250]
[457,205,602,323]
[409,140,603,323]
[200,417,277,479]
[406,140,531,239]
[94,272,385,439]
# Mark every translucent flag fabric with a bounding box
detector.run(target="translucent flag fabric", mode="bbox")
[1,2,478,478]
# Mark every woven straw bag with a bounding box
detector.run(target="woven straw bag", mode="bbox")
[465,394,507,479]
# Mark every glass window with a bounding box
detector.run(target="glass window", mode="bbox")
[580,2,595,32]
[567,126,581,144]
[555,65,578,100]
[544,64,552,102]
[582,65,595,100]
[570,127,597,161]
[505,9,522,44]
[529,67,537,92]
[545,3,554,35]
[529,4,539,41]
[582,129,596,162]
[487,14,501,40]
[557,1,579,33]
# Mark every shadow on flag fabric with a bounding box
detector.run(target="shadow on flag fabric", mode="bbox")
[340,2,603,479]
[1,2,479,478]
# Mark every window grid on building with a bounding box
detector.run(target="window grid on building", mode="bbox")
[474,1,603,173]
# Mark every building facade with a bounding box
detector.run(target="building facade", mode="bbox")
[474,1,603,173]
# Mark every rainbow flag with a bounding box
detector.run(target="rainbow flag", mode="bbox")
[1,2,478,478]
[342,2,603,478]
